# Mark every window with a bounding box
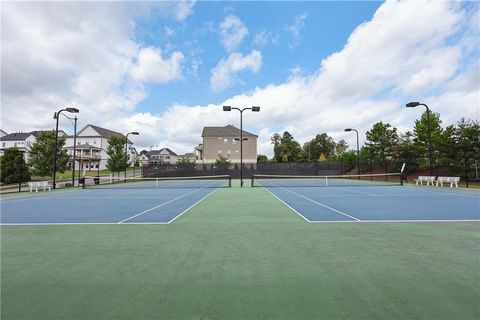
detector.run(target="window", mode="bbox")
[227,150,231,156]
[78,142,81,145]
[166,156,170,159]
[2,143,4,147]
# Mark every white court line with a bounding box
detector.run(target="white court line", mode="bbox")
[117,181,224,223]
[262,187,311,222]
[262,181,360,222]
[307,219,480,223]
[117,188,206,223]
[167,185,222,224]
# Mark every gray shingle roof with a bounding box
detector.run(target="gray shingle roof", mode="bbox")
[0,132,33,141]
[80,124,132,143]
[201,125,257,138]
[0,130,67,141]
[146,148,178,157]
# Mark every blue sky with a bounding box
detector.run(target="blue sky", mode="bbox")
[135,1,382,111]
[1,1,478,156]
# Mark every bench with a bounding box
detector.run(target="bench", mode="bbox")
[436,176,460,188]
[414,176,436,186]
[28,181,52,192]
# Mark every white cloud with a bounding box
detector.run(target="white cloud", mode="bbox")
[219,15,248,52]
[158,1,478,156]
[172,0,196,21]
[210,50,263,91]
[253,30,279,47]
[130,47,184,83]
[285,12,307,48]
[1,1,477,158]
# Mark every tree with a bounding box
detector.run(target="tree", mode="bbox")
[271,131,302,162]
[177,156,195,164]
[452,118,480,178]
[413,111,443,173]
[302,133,336,162]
[338,150,357,174]
[0,148,31,184]
[335,139,349,158]
[364,122,399,173]
[106,137,128,175]
[215,155,231,164]
[29,131,69,176]
[396,131,421,176]
[257,154,269,162]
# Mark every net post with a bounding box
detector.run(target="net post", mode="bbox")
[228,175,232,188]
[251,175,254,187]
[400,162,406,186]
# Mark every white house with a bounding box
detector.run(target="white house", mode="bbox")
[139,148,179,166]
[64,124,136,171]
[0,130,66,159]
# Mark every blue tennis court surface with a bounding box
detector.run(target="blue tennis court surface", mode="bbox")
[0,185,220,225]
[259,181,480,222]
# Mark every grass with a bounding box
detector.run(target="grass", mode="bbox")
[1,182,479,319]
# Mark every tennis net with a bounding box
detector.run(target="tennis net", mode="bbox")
[251,172,403,188]
[82,175,231,189]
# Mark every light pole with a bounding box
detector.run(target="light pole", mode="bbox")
[223,105,260,187]
[125,132,139,180]
[59,113,78,187]
[406,102,434,176]
[53,107,79,189]
[344,128,360,178]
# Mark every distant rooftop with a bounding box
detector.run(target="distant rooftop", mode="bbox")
[202,125,257,138]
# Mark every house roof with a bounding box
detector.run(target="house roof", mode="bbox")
[201,125,257,138]
[179,153,195,158]
[0,132,33,141]
[146,148,178,157]
[79,124,132,143]
[0,130,67,141]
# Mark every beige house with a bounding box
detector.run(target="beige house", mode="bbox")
[199,125,257,164]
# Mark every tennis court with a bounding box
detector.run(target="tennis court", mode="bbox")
[1,175,480,319]
[0,175,230,224]
[252,174,480,222]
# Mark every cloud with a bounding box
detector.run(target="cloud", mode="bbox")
[219,15,248,52]
[172,0,196,21]
[1,1,478,158]
[253,30,279,47]
[210,50,263,91]
[130,47,184,83]
[285,12,307,48]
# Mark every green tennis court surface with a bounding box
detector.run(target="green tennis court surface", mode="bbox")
[2,181,479,319]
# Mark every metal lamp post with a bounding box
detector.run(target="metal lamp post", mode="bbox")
[59,113,78,187]
[53,107,79,189]
[406,102,434,176]
[223,105,260,187]
[344,128,360,178]
[125,132,139,180]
